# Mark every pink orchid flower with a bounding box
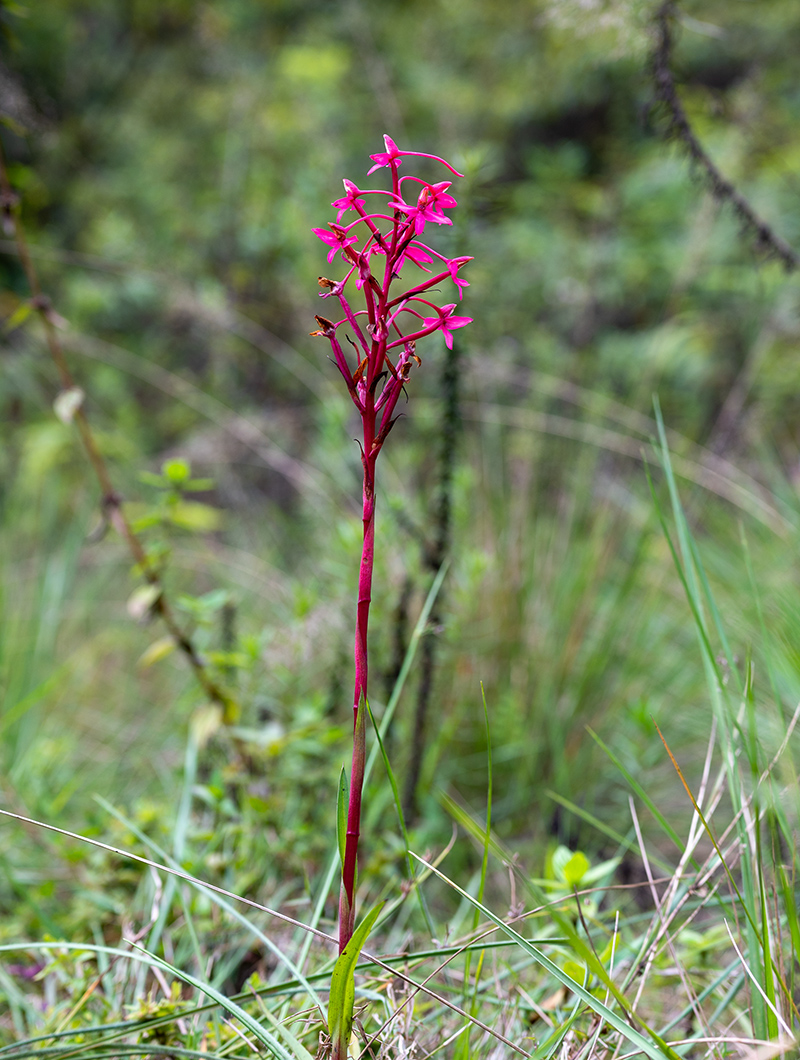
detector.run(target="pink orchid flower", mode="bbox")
[368,134,465,177]
[447,256,473,299]
[389,182,457,235]
[331,179,366,222]
[312,223,359,263]
[421,303,473,349]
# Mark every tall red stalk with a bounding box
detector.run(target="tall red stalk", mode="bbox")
[338,422,376,949]
[311,136,472,952]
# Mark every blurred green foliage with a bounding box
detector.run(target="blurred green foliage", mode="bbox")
[3,0,800,445]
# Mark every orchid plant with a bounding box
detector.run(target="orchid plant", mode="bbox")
[311,136,472,958]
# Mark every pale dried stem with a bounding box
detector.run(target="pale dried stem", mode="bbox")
[629,797,713,1045]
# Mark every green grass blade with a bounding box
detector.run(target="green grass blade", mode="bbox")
[478,683,493,913]
[740,522,784,725]
[649,403,791,1036]
[684,525,742,695]
[530,1001,584,1060]
[0,941,292,1059]
[412,854,682,1060]
[758,844,779,1040]
[94,796,325,1010]
[145,734,199,966]
[586,728,689,860]
[454,684,494,1060]
[131,943,295,1060]
[249,990,316,1060]
[364,697,436,939]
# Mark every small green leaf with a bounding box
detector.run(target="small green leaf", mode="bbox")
[337,767,348,869]
[562,850,590,886]
[167,500,222,532]
[138,469,169,488]
[138,636,176,668]
[127,584,161,622]
[162,457,191,484]
[582,856,621,884]
[176,589,230,617]
[328,902,383,1060]
[2,299,33,334]
[130,512,163,532]
[550,845,571,881]
[206,650,249,668]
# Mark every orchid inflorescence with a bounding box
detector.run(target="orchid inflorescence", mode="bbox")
[311,136,472,958]
[311,133,472,423]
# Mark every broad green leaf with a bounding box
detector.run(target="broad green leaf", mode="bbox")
[550,843,589,886]
[328,902,383,1060]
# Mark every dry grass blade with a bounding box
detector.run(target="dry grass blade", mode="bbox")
[628,796,710,1039]
[723,923,794,1040]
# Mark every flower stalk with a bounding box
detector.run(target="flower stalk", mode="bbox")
[311,136,472,953]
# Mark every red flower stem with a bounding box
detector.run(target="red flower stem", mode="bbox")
[328,333,361,396]
[385,320,442,352]
[336,293,370,354]
[377,378,405,429]
[317,139,471,958]
[339,390,378,952]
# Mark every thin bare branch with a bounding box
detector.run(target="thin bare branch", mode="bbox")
[0,140,236,718]
[652,1,800,272]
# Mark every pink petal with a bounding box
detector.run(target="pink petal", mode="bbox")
[312,227,335,243]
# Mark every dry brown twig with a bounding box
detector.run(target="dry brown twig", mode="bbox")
[0,139,236,720]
